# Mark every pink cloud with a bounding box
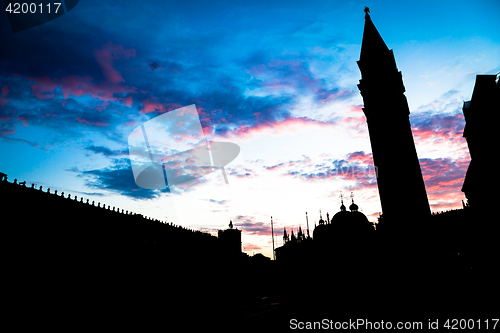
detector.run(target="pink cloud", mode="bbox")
[76,116,109,127]
[263,150,378,190]
[30,75,57,100]
[24,42,138,109]
[419,157,470,212]
[2,84,10,95]
[411,113,465,142]
[120,96,133,107]
[139,100,184,115]
[243,243,262,251]
[319,89,353,104]
[347,151,373,165]
[218,116,334,141]
[93,41,136,84]
[17,116,28,127]
[95,100,110,112]
[234,216,274,237]
[336,115,367,133]
[140,99,166,114]
[165,103,186,113]
[346,104,364,114]
[2,129,15,135]
[28,74,136,105]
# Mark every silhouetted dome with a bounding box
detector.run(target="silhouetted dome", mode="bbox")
[329,206,374,234]
[313,199,374,242]
[313,223,329,242]
[331,209,350,225]
[350,211,375,232]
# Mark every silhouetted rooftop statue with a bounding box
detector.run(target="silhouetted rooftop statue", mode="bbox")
[218,220,242,255]
[318,210,324,225]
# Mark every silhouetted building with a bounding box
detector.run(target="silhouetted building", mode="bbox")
[357,11,431,231]
[275,194,374,263]
[218,220,242,255]
[0,173,229,268]
[1,173,282,329]
[272,10,498,323]
[461,74,500,208]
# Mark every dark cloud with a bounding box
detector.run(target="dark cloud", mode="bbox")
[234,215,273,236]
[0,0,353,150]
[84,145,128,157]
[411,112,465,139]
[207,199,228,205]
[0,74,138,146]
[420,157,468,192]
[285,164,377,190]
[263,151,377,189]
[410,89,466,143]
[80,160,166,199]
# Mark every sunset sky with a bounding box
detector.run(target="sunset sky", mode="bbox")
[1,0,499,258]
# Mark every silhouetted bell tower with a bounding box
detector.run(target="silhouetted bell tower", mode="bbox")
[357,11,431,229]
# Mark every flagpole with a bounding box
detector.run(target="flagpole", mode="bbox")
[271,216,275,260]
[306,212,310,239]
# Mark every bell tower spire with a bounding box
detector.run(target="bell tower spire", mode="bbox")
[357,10,431,230]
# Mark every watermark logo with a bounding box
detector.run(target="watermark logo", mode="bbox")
[3,0,79,33]
[128,104,239,190]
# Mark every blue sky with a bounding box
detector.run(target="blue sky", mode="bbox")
[1,0,499,257]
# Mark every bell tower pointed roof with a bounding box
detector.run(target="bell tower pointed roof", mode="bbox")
[358,11,398,78]
[359,12,389,62]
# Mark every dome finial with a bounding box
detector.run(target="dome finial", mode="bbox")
[349,192,358,211]
[339,191,346,211]
[364,6,370,15]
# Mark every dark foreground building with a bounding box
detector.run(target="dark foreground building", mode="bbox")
[1,174,269,329]
[2,10,498,330]
[272,11,499,325]
[461,74,500,207]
